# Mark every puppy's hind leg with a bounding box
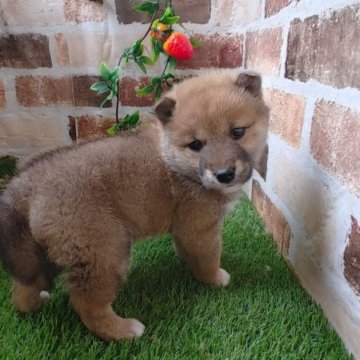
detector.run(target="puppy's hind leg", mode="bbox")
[10,251,60,313]
[65,225,144,341]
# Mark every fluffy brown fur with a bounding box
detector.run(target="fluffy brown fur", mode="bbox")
[0,70,269,341]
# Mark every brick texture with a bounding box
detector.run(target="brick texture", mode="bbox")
[252,180,291,255]
[120,77,155,107]
[55,33,70,67]
[64,0,106,23]
[15,76,112,108]
[264,88,305,148]
[72,76,112,108]
[75,115,116,140]
[245,27,282,76]
[1,0,65,26]
[115,0,211,24]
[265,0,292,17]
[286,5,360,89]
[0,34,51,69]
[0,113,71,152]
[344,216,360,296]
[55,32,145,68]
[310,101,360,195]
[177,34,243,69]
[0,82,6,109]
[16,76,73,107]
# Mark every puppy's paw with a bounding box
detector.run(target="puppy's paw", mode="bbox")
[40,290,50,299]
[125,318,145,338]
[214,268,231,287]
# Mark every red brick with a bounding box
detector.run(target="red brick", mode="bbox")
[15,75,113,108]
[252,180,291,255]
[344,216,360,296]
[76,115,116,140]
[265,0,292,17]
[264,88,305,148]
[64,0,106,23]
[72,76,112,108]
[55,33,70,67]
[177,34,243,69]
[310,101,360,195]
[119,77,155,107]
[16,76,73,107]
[245,28,282,76]
[171,0,211,24]
[0,34,51,69]
[115,0,210,24]
[0,82,6,109]
[286,6,360,89]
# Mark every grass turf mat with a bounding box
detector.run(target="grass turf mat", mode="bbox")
[0,198,351,359]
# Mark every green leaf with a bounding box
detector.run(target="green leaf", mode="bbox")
[160,15,180,25]
[109,66,121,83]
[136,84,154,95]
[138,56,154,65]
[168,56,176,72]
[90,81,110,94]
[100,62,111,80]
[120,111,140,130]
[151,19,159,30]
[150,34,156,46]
[132,1,159,15]
[133,40,144,57]
[136,60,147,74]
[190,38,201,48]
[107,124,121,135]
[128,111,140,125]
[155,85,163,99]
[156,39,164,52]
[165,72,175,80]
[100,92,113,108]
[151,76,162,86]
[152,43,160,62]
[160,7,172,21]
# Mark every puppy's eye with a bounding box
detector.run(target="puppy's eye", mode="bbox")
[231,127,246,140]
[188,140,203,152]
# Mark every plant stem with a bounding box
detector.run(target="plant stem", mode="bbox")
[161,57,170,76]
[115,0,161,124]
[139,4,160,43]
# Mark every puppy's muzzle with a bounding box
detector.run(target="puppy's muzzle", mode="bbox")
[215,167,236,184]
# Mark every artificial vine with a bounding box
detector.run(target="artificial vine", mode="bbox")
[90,0,199,134]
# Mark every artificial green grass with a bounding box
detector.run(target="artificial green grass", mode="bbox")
[0,198,351,359]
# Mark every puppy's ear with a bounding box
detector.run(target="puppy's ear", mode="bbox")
[155,97,176,124]
[236,72,262,97]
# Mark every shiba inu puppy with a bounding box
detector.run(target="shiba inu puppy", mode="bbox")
[0,70,269,341]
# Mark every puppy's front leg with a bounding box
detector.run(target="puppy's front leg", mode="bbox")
[172,218,230,287]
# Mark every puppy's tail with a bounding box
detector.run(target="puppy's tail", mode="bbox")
[0,197,46,285]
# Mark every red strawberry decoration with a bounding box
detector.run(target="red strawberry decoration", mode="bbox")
[163,32,193,60]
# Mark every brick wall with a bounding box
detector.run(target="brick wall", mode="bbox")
[0,0,359,357]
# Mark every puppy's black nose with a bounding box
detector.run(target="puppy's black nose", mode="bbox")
[215,167,235,184]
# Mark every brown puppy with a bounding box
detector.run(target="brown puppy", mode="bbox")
[0,70,269,341]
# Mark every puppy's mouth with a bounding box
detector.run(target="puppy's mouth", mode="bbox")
[199,162,252,193]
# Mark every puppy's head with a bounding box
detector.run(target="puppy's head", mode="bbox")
[155,70,269,193]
